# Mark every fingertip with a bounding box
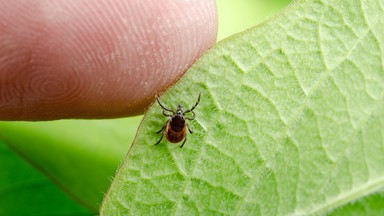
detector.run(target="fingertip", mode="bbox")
[0,0,217,120]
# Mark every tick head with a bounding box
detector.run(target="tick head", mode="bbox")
[176,105,184,116]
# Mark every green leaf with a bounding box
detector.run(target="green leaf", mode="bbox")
[328,190,384,215]
[0,141,92,215]
[101,0,384,215]
[0,117,141,211]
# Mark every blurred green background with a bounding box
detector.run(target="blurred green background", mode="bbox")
[0,0,292,215]
[217,0,292,40]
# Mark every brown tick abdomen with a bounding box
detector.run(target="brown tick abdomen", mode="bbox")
[166,121,187,143]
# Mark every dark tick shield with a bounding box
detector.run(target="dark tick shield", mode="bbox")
[155,93,201,148]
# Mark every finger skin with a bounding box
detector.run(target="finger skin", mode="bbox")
[0,0,217,120]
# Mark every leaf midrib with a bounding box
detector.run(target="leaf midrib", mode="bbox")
[301,175,384,215]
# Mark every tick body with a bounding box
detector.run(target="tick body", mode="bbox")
[155,93,201,148]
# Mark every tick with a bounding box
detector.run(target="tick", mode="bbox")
[155,93,201,148]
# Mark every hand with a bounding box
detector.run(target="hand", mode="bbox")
[0,0,217,120]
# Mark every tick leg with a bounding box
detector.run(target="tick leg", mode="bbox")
[157,96,175,114]
[154,133,164,145]
[184,93,201,114]
[185,111,195,120]
[163,110,173,117]
[186,123,193,134]
[156,126,165,134]
[156,120,168,133]
[155,120,169,145]
[180,136,187,148]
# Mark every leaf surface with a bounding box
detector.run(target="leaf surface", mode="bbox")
[102,0,384,214]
